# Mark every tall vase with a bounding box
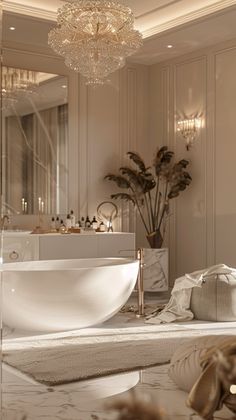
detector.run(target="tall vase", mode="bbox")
[144,229,168,292]
[142,247,169,292]
[146,229,163,249]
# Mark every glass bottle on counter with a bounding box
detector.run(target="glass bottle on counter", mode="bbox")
[66,214,72,230]
[99,222,106,232]
[81,217,85,228]
[59,219,66,233]
[85,216,91,228]
[92,216,98,230]
[51,217,56,231]
[70,210,76,228]
[55,216,60,231]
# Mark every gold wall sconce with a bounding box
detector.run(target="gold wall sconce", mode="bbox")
[177,118,202,151]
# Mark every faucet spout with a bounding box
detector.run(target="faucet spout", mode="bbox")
[1,214,10,230]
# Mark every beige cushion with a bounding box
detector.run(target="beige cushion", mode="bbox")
[190,274,236,321]
[168,335,232,392]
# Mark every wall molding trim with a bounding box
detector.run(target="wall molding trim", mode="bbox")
[3,2,57,21]
[118,66,138,233]
[68,72,80,216]
[4,0,236,41]
[142,1,236,39]
[3,44,63,63]
[153,55,208,279]
[150,37,236,279]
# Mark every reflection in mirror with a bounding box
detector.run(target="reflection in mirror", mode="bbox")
[1,67,68,215]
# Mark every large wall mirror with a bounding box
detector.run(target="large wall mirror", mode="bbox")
[2,67,69,215]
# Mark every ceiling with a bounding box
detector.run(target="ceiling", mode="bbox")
[4,0,236,38]
[3,0,236,65]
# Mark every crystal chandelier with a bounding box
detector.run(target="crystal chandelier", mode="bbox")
[48,0,143,85]
[2,66,39,104]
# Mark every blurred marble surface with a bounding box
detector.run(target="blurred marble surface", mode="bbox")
[143,248,169,292]
[2,362,231,420]
[2,296,234,419]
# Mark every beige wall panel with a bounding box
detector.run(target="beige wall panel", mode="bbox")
[215,47,236,266]
[86,73,120,222]
[174,57,207,278]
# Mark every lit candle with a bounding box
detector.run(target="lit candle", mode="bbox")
[24,201,27,213]
[22,198,25,212]
[41,201,44,214]
[38,197,42,212]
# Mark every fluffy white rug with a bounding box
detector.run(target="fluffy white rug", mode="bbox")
[3,318,236,387]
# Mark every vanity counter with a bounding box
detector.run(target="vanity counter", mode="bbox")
[2,232,135,263]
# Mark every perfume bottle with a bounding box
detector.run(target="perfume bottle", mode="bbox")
[55,216,60,231]
[85,216,91,228]
[51,217,56,231]
[65,214,72,230]
[59,219,66,234]
[91,216,98,230]
[99,222,106,232]
[81,217,85,228]
[70,210,76,228]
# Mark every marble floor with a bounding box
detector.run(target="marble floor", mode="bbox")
[1,296,234,420]
[2,361,232,420]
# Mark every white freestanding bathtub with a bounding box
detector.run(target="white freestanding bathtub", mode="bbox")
[2,258,139,332]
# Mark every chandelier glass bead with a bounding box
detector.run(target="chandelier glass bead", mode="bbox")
[2,66,39,102]
[48,0,143,85]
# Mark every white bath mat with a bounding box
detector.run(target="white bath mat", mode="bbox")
[3,319,236,387]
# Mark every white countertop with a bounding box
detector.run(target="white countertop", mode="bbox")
[1,231,135,237]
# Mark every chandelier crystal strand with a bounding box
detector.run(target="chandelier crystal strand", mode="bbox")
[2,66,39,102]
[48,0,143,85]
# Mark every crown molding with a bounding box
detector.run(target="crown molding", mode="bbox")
[142,0,236,39]
[3,0,236,37]
[3,1,57,21]
[2,42,63,60]
[136,0,182,19]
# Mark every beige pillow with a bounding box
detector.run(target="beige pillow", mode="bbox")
[168,335,232,392]
[190,274,236,321]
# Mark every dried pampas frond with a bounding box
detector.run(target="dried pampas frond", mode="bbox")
[105,391,166,420]
[213,349,236,386]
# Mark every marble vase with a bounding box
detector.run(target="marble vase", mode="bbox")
[142,248,168,292]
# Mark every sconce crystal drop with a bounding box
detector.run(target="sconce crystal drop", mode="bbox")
[48,0,143,85]
[177,118,202,151]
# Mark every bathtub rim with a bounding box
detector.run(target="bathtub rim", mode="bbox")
[1,257,139,272]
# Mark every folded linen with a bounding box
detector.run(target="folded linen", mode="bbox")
[146,264,236,324]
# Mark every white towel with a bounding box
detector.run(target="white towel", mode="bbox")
[146,264,236,324]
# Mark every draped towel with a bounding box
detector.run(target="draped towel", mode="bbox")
[146,264,236,324]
